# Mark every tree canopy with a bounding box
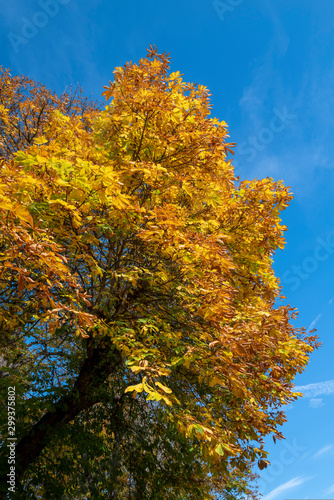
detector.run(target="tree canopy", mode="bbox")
[0,47,319,499]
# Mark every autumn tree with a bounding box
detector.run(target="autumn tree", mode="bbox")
[0,48,318,498]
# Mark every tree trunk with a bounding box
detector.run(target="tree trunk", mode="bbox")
[0,344,121,497]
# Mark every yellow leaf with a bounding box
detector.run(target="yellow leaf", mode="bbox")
[13,205,33,226]
[130,365,143,374]
[34,136,48,145]
[49,199,77,211]
[215,444,225,457]
[209,376,226,388]
[155,381,172,394]
[125,382,144,394]
[146,392,163,402]
[56,178,70,187]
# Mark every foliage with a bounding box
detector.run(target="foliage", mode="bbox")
[0,48,319,498]
[0,67,100,159]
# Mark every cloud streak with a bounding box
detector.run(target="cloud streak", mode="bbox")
[325,483,334,495]
[309,398,324,408]
[261,476,311,500]
[294,380,334,398]
[307,313,322,331]
[313,444,333,459]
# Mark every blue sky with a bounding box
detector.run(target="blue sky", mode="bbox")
[1,1,334,498]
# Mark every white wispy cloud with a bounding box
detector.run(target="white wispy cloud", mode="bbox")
[313,444,333,459]
[309,398,324,408]
[325,483,334,495]
[307,313,322,331]
[262,476,311,500]
[294,380,334,398]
